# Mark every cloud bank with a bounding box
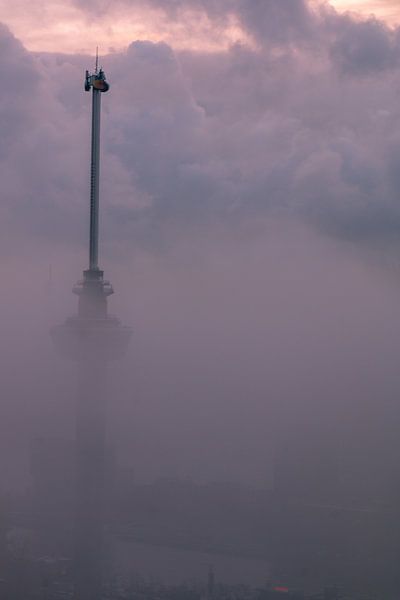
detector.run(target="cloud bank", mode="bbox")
[0,1,399,255]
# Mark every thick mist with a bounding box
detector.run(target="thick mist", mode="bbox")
[0,0,399,493]
[2,220,400,495]
[1,1,400,596]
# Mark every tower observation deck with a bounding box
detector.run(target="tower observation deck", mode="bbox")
[52,58,131,600]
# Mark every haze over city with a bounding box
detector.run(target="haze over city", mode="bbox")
[1,0,400,598]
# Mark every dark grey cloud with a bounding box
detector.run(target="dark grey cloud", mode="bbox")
[73,0,316,46]
[0,24,39,157]
[328,12,400,74]
[235,0,315,45]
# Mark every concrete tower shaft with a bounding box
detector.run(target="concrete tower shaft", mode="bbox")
[85,65,109,272]
[90,83,101,270]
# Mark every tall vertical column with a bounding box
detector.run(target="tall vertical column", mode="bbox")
[89,88,101,271]
[52,63,130,600]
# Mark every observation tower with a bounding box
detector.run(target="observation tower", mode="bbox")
[52,57,131,600]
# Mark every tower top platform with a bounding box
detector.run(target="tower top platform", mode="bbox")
[85,67,110,93]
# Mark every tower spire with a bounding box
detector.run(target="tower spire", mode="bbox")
[84,56,110,272]
[52,63,131,600]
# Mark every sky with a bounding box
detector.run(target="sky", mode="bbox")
[0,0,397,54]
[1,0,400,489]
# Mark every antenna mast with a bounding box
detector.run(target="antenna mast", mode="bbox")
[84,52,109,272]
